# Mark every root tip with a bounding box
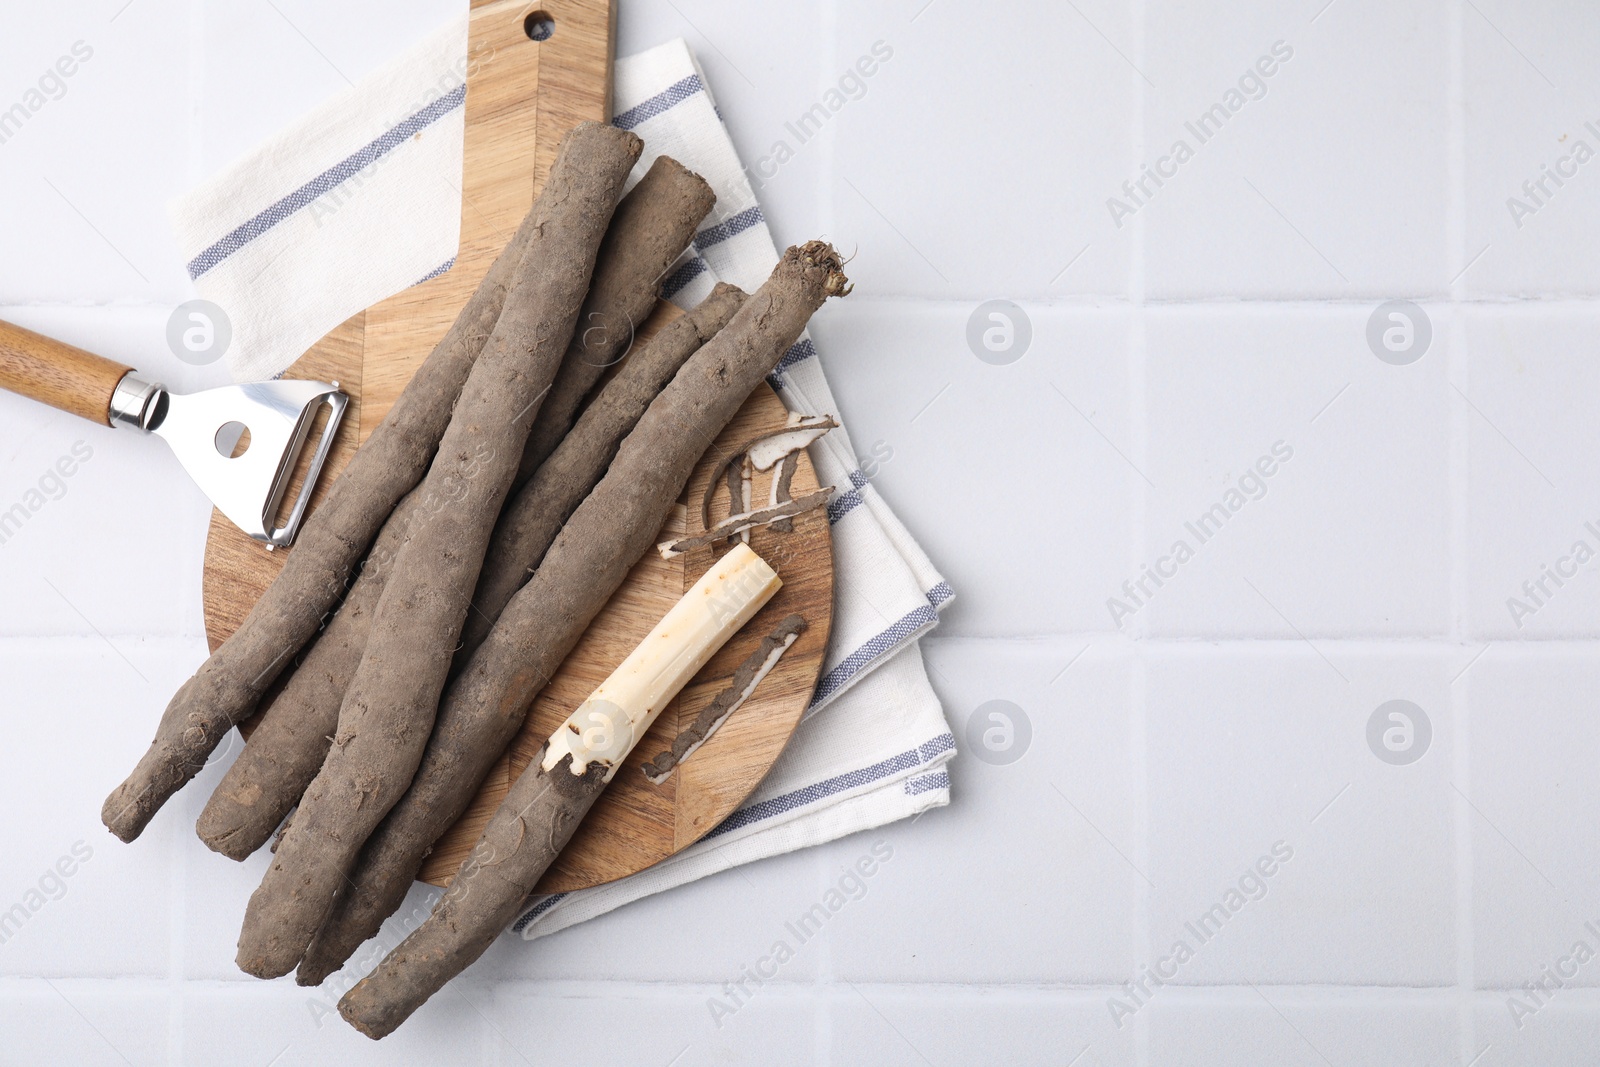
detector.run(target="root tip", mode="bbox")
[338,986,402,1041]
[101,791,145,844]
[794,239,851,299]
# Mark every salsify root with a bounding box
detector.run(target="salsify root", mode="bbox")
[453,282,747,661]
[294,283,749,987]
[100,155,556,845]
[233,121,641,980]
[335,242,847,1037]
[513,154,716,487]
[196,162,715,864]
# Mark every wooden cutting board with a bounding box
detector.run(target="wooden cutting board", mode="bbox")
[200,0,834,892]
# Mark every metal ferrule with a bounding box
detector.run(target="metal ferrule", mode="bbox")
[108,372,165,431]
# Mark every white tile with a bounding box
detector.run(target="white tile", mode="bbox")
[0,983,168,1066]
[1462,2,1600,297]
[618,0,830,254]
[1141,0,1451,298]
[468,846,830,985]
[833,0,1134,299]
[0,5,193,305]
[820,639,1136,984]
[0,306,215,642]
[1139,306,1451,638]
[0,638,190,979]
[1146,993,1457,1067]
[177,766,834,986]
[1473,998,1600,1066]
[490,983,817,1067]
[1468,650,1600,989]
[830,988,1135,1067]
[181,982,487,1065]
[1463,308,1600,638]
[808,300,1135,637]
[176,755,277,982]
[1145,647,1456,986]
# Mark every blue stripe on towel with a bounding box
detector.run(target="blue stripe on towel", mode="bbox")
[414,256,455,287]
[187,83,467,279]
[926,581,954,608]
[662,255,709,299]
[612,74,704,131]
[766,337,817,388]
[827,485,864,524]
[824,469,872,524]
[707,731,956,838]
[809,604,939,710]
[905,770,950,796]
[512,731,957,932]
[693,206,764,253]
[511,892,568,933]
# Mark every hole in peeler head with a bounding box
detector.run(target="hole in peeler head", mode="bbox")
[524,10,554,40]
[215,421,251,459]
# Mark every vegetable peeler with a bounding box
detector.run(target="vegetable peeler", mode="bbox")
[0,318,347,548]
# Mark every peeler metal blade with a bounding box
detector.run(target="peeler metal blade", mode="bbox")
[111,374,348,549]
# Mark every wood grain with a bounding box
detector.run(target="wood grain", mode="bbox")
[0,318,132,426]
[360,0,612,436]
[202,0,834,893]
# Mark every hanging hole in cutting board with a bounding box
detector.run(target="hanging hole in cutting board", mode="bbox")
[214,421,250,459]
[524,11,554,41]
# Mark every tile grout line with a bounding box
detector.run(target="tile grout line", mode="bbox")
[1130,647,1151,1065]
[817,0,837,308]
[1453,634,1479,1064]
[16,975,1600,996]
[1447,0,1478,1060]
[1446,0,1471,648]
[485,983,498,1067]
[1129,0,1150,1063]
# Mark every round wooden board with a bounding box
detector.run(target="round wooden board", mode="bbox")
[202,381,834,893]
[196,0,833,893]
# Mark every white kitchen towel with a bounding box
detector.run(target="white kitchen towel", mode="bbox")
[166,18,955,941]
[611,39,952,717]
[170,12,470,383]
[517,40,954,936]
[517,643,952,938]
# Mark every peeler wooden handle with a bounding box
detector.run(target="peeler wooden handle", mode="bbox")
[0,317,136,427]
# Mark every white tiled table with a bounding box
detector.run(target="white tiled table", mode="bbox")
[2,1,1597,1063]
